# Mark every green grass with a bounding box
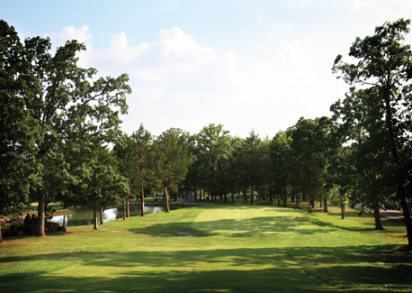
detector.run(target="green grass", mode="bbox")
[1,204,411,292]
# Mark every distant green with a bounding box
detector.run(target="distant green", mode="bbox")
[1,204,411,292]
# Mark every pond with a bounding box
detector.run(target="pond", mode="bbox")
[50,204,166,227]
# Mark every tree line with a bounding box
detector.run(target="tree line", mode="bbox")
[1,19,411,249]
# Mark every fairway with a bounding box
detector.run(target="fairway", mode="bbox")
[1,204,411,292]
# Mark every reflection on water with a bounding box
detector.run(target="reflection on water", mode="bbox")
[50,205,164,227]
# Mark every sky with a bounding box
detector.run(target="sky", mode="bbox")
[2,0,412,139]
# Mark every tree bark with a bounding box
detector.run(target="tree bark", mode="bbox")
[93,204,98,230]
[243,190,247,201]
[127,197,130,218]
[308,195,312,213]
[251,183,254,205]
[383,89,411,248]
[164,186,170,213]
[100,207,104,225]
[398,184,412,249]
[0,221,3,243]
[341,202,345,219]
[36,191,46,237]
[283,188,287,207]
[373,202,384,230]
[323,198,328,213]
[123,198,126,220]
[141,187,146,217]
[224,193,228,203]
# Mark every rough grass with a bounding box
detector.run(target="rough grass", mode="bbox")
[1,203,411,293]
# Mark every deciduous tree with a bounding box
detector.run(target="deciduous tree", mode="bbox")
[333,18,412,247]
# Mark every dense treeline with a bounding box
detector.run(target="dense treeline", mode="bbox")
[1,19,411,249]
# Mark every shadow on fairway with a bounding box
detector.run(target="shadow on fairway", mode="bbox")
[128,214,374,238]
[2,245,411,293]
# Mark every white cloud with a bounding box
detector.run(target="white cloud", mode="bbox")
[157,27,217,64]
[46,25,348,138]
[45,25,91,45]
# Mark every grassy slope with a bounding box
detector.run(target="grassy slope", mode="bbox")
[0,204,411,293]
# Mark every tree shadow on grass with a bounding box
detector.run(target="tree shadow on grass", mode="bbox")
[128,213,375,238]
[1,245,411,293]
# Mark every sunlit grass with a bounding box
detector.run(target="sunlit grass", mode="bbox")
[1,203,411,292]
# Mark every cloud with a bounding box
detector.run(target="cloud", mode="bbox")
[106,32,151,62]
[45,24,348,138]
[45,25,91,45]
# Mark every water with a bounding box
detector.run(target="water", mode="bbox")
[50,205,165,227]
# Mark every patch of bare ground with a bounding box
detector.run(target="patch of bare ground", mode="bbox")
[173,230,192,236]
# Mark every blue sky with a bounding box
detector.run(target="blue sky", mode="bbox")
[2,0,412,138]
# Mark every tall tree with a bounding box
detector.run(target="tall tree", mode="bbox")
[114,125,154,217]
[66,144,129,230]
[182,134,202,201]
[154,128,191,212]
[270,131,293,207]
[288,117,330,212]
[19,34,130,236]
[331,88,390,228]
[235,131,265,205]
[333,18,412,248]
[0,21,36,242]
[196,124,233,201]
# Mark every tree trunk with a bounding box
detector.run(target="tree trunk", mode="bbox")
[251,183,254,205]
[308,196,312,213]
[324,198,328,213]
[277,193,281,206]
[0,221,3,243]
[164,186,170,213]
[93,204,98,230]
[373,202,384,230]
[123,198,126,220]
[383,89,412,248]
[100,207,104,225]
[283,188,287,207]
[296,193,299,207]
[243,190,247,201]
[224,193,228,203]
[127,197,130,218]
[311,199,315,209]
[399,185,412,250]
[36,191,46,237]
[141,187,146,217]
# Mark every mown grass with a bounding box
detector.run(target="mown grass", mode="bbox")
[1,203,411,293]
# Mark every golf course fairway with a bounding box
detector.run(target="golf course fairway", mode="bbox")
[1,204,411,292]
